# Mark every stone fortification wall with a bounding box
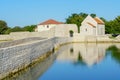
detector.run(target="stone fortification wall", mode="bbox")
[73,33,120,43]
[0,37,45,48]
[54,24,78,37]
[0,27,55,41]
[7,53,57,80]
[0,38,55,79]
[10,28,55,40]
[0,35,12,41]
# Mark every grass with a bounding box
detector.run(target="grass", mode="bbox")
[0,39,13,42]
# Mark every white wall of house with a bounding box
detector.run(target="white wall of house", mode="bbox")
[37,24,57,32]
[97,24,105,35]
[80,24,96,36]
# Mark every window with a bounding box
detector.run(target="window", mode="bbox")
[47,25,49,28]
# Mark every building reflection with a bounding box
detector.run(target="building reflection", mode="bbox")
[57,43,120,66]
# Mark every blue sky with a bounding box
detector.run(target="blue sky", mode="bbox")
[0,0,120,27]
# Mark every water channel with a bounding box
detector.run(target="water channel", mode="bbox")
[4,43,120,80]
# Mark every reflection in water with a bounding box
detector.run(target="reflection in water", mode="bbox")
[3,43,120,80]
[57,43,120,66]
[4,53,57,80]
[74,52,86,66]
[70,48,74,54]
[40,43,120,80]
[107,45,120,64]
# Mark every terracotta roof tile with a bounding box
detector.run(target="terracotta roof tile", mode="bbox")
[39,19,63,25]
[94,18,104,24]
[87,22,96,28]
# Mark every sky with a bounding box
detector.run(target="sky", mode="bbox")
[0,0,120,27]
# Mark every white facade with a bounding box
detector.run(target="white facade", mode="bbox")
[36,19,63,32]
[37,24,57,32]
[80,15,105,36]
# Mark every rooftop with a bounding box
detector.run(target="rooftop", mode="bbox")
[39,19,63,25]
[94,17,104,24]
[87,22,96,28]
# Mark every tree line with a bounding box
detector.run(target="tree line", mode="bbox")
[0,12,120,34]
[0,20,36,34]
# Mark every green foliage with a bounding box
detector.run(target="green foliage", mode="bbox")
[66,13,88,33]
[105,17,120,34]
[0,20,8,34]
[4,27,12,34]
[100,17,106,22]
[69,30,74,37]
[69,30,74,34]
[23,25,36,32]
[107,45,120,63]
[90,13,96,18]
[10,26,24,32]
[9,25,36,32]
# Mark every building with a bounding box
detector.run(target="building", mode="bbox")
[80,15,105,36]
[36,19,63,32]
[35,19,78,37]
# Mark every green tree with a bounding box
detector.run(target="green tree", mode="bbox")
[114,16,120,33]
[0,20,8,34]
[66,13,88,33]
[107,45,120,64]
[4,27,12,34]
[105,16,120,34]
[90,13,96,18]
[23,25,36,32]
[11,26,24,32]
[100,17,106,22]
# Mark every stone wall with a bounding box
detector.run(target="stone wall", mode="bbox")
[116,35,120,39]
[0,37,45,48]
[0,35,12,41]
[0,38,55,79]
[6,52,57,80]
[54,24,78,37]
[73,33,120,43]
[10,28,55,40]
[0,28,55,41]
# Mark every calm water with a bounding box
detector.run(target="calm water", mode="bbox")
[7,43,120,80]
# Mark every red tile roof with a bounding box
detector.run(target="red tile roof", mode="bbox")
[94,18,104,24]
[39,19,63,25]
[87,22,96,28]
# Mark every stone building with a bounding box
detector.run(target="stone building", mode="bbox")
[36,19,63,32]
[36,19,78,37]
[80,15,105,36]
